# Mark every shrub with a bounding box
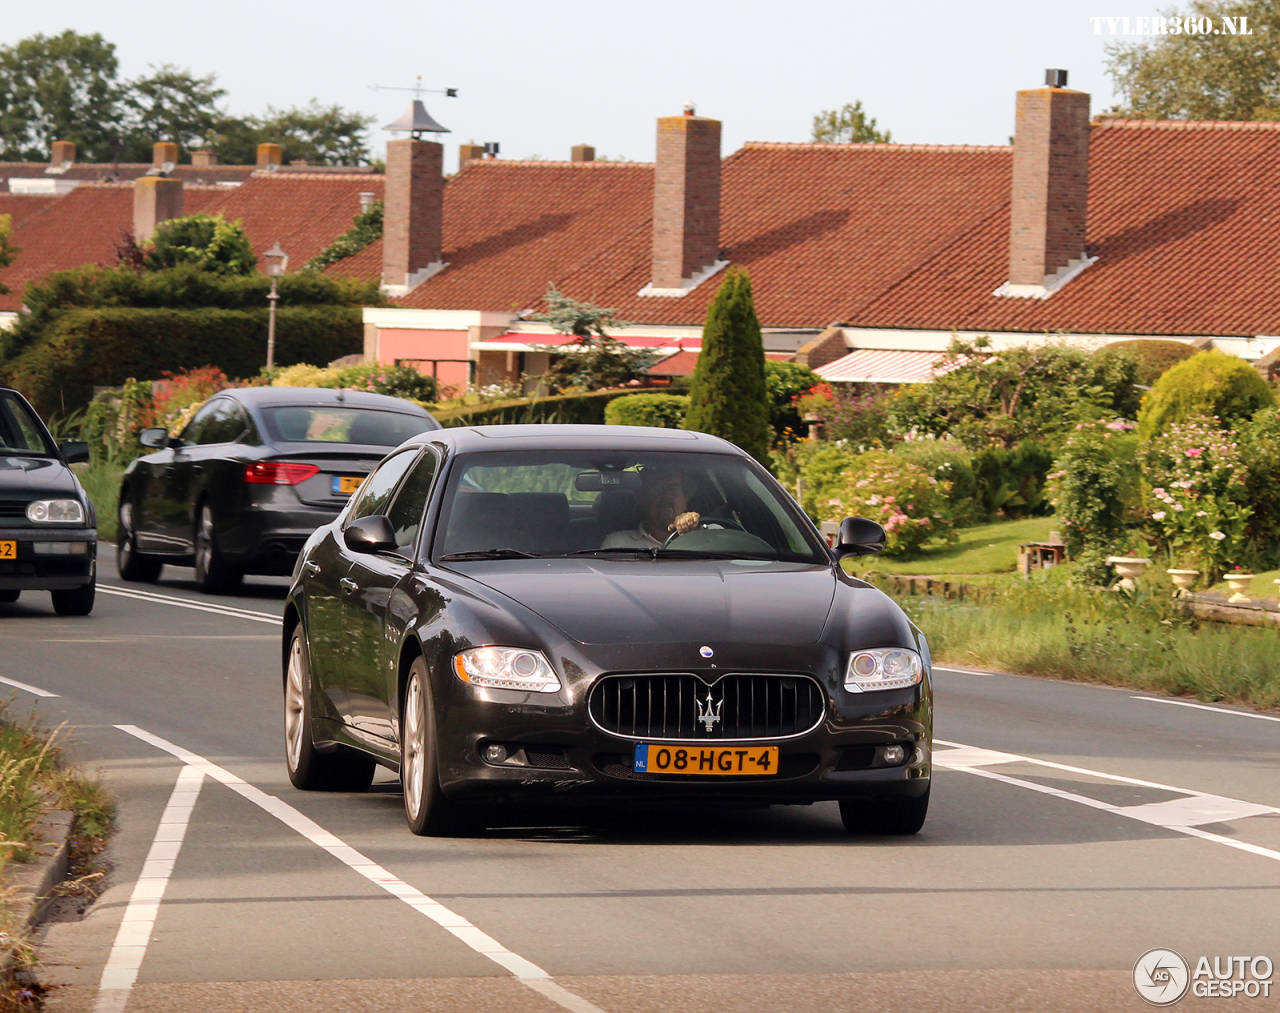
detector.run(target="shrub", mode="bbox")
[1140,417,1251,581]
[604,393,690,429]
[146,366,232,434]
[144,214,258,275]
[825,386,895,447]
[271,361,437,402]
[1047,419,1141,560]
[1238,406,1280,571]
[1136,350,1275,441]
[892,437,980,527]
[435,387,688,427]
[764,360,820,442]
[82,378,152,464]
[1103,339,1199,386]
[807,448,952,557]
[685,270,771,463]
[970,439,1053,519]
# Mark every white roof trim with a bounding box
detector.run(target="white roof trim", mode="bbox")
[638,259,730,298]
[993,255,1097,300]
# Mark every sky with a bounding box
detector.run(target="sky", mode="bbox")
[5,0,1173,172]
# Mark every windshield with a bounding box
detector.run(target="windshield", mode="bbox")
[435,451,827,563]
[0,391,55,456]
[260,406,433,447]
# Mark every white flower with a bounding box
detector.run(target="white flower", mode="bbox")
[1195,510,1208,517]
[1209,531,1227,541]
[1172,503,1185,512]
[1151,511,1166,521]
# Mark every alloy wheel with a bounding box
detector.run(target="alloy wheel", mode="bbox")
[284,636,306,772]
[118,503,134,566]
[402,672,426,820]
[195,506,215,578]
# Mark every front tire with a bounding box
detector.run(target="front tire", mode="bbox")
[51,580,96,617]
[284,629,375,792]
[117,501,162,582]
[0,590,20,603]
[839,787,929,836]
[194,503,242,594]
[401,658,470,836]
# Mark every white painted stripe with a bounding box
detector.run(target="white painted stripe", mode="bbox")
[94,765,204,1013]
[1131,695,1280,723]
[935,740,1280,863]
[113,725,609,1013]
[0,675,58,698]
[97,586,279,625]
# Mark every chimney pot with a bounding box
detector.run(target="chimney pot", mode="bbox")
[1045,68,1069,88]
[257,143,284,170]
[651,111,722,290]
[1006,78,1091,287]
[49,140,75,167]
[382,138,444,291]
[683,102,696,116]
[191,149,218,168]
[152,141,179,172]
[459,142,485,163]
[133,176,184,243]
[571,144,595,163]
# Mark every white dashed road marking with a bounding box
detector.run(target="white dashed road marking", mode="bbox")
[113,724,609,1013]
[0,674,58,697]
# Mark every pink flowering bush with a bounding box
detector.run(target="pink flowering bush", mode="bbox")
[1046,418,1141,567]
[1140,417,1251,581]
[813,449,953,556]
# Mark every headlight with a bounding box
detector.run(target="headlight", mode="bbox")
[453,647,561,693]
[845,648,923,693]
[26,499,85,524]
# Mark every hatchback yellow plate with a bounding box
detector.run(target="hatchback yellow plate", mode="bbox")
[332,475,363,495]
[0,541,15,560]
[633,743,779,776]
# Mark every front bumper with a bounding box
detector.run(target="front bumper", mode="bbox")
[0,527,97,590]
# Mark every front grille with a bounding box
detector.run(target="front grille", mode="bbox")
[525,747,572,770]
[588,673,825,742]
[0,502,28,520]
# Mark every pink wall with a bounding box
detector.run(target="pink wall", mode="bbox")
[377,328,470,393]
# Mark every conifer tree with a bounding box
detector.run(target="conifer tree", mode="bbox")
[684,270,771,463]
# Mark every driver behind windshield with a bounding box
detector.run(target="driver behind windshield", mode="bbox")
[601,466,701,549]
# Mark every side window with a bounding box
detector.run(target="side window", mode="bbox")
[196,399,247,446]
[348,450,418,522]
[386,450,439,553]
[179,401,220,446]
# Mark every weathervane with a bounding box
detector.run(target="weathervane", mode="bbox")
[370,76,457,99]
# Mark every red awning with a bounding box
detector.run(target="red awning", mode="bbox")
[815,348,956,384]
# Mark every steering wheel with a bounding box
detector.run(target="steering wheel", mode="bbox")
[661,515,744,550]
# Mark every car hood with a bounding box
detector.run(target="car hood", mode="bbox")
[458,559,838,646]
[0,456,78,499]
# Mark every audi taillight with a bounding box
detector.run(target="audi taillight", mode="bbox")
[243,462,320,486]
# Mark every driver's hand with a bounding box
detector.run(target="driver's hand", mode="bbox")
[669,511,701,535]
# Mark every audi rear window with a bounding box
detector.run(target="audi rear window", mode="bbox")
[260,406,433,447]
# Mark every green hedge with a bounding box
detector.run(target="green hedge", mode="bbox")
[2,306,362,417]
[604,392,690,428]
[436,386,689,427]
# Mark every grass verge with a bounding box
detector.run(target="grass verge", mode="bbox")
[72,462,123,544]
[870,516,1056,576]
[875,570,1280,711]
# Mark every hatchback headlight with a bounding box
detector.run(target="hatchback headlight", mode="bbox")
[26,499,85,524]
[845,648,923,693]
[453,647,561,693]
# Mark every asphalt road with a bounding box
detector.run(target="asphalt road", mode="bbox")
[1,556,1277,1013]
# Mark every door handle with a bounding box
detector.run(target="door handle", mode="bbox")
[340,578,359,592]
[303,560,321,574]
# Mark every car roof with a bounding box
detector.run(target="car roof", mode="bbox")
[408,424,746,456]
[220,386,433,415]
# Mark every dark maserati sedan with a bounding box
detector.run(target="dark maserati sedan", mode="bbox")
[0,386,96,615]
[117,387,440,592]
[283,425,933,837]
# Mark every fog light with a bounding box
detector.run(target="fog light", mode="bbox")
[483,743,507,764]
[882,744,906,765]
[33,542,89,555]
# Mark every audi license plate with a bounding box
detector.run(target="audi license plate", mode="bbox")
[633,743,779,776]
[332,475,363,495]
[0,541,14,560]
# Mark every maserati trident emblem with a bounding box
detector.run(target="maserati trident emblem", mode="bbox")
[697,690,723,732]
[699,646,714,659]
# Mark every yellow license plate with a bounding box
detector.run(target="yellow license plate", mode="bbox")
[0,541,14,560]
[634,743,779,776]
[332,475,364,495]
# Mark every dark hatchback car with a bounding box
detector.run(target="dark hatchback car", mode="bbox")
[117,387,440,592]
[283,425,933,837]
[0,386,96,615]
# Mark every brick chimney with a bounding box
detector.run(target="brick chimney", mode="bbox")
[133,177,184,242]
[49,141,75,168]
[382,138,445,294]
[649,106,723,293]
[571,144,595,163]
[152,141,178,171]
[459,142,484,163]
[191,150,218,168]
[257,143,283,170]
[1002,69,1092,296]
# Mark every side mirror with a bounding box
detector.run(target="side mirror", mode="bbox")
[836,516,886,557]
[139,427,171,449]
[60,440,90,464]
[344,515,397,554]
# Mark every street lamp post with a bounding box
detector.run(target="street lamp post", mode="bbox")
[263,242,289,370]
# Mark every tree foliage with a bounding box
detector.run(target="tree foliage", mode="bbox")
[811,100,892,143]
[604,393,690,429]
[684,270,771,463]
[763,359,820,442]
[0,215,14,295]
[1135,349,1275,440]
[1103,339,1200,386]
[143,214,257,276]
[210,101,376,166]
[534,287,654,391]
[303,199,383,272]
[1105,0,1280,120]
[122,65,226,160]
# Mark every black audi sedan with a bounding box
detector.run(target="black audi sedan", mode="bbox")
[0,385,96,615]
[283,424,933,837]
[117,387,440,592]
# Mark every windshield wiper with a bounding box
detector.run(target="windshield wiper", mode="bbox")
[651,548,754,560]
[559,547,654,557]
[439,548,540,561]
